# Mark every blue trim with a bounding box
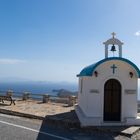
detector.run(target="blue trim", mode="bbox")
[77,57,140,77]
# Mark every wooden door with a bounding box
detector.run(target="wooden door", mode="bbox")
[104,79,121,121]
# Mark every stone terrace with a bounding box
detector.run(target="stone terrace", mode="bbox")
[0,99,74,117]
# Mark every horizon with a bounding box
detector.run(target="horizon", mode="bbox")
[0,76,78,84]
[0,0,140,82]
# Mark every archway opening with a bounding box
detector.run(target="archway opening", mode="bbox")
[104,79,121,121]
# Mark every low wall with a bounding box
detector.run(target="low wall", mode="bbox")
[0,90,77,106]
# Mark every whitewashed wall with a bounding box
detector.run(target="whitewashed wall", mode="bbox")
[78,60,138,123]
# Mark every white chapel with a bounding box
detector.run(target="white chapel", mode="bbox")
[75,33,140,126]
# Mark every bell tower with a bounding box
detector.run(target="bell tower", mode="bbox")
[103,32,123,58]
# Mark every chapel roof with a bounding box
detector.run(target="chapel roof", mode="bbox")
[77,57,140,77]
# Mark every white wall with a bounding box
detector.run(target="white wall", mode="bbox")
[78,60,138,122]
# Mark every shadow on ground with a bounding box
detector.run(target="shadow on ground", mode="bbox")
[36,110,132,140]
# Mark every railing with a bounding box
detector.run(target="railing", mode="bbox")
[0,90,77,106]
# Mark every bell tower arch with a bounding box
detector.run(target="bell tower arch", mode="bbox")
[103,32,124,58]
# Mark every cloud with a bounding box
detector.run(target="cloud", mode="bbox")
[135,31,140,36]
[0,59,26,64]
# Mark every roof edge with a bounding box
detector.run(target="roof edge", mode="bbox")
[77,57,140,78]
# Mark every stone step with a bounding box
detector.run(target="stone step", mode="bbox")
[121,126,140,137]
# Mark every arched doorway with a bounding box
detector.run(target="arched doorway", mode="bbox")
[104,79,121,121]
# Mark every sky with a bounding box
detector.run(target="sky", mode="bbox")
[0,0,140,82]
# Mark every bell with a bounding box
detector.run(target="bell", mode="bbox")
[110,44,116,52]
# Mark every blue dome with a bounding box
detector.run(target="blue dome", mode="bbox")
[77,57,140,77]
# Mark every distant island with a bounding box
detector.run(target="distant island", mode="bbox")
[53,89,78,97]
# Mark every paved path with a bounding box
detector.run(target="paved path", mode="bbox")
[0,114,115,140]
[1,114,140,140]
[0,114,94,140]
[0,114,68,140]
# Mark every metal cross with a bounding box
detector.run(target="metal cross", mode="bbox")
[111,64,117,74]
[111,32,116,38]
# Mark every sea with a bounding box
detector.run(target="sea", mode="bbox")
[0,81,140,100]
[0,81,78,96]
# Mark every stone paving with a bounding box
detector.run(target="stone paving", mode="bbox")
[0,99,74,117]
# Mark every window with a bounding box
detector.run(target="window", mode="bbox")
[80,78,83,94]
